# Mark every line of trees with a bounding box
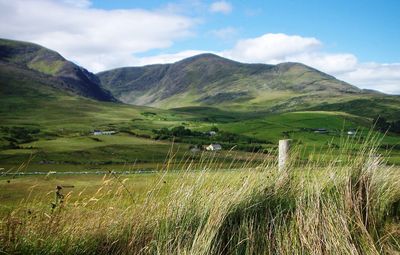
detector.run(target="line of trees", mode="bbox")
[1,126,41,149]
[152,126,269,152]
[373,116,400,134]
[153,126,267,144]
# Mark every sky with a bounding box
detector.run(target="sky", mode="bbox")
[0,0,399,94]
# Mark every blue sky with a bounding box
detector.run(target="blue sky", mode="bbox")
[92,0,400,63]
[0,0,399,93]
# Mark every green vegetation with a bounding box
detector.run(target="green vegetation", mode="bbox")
[1,138,399,254]
[98,54,362,109]
[98,53,400,121]
[1,126,40,148]
[27,59,64,75]
[309,97,400,120]
[153,125,267,152]
[2,99,400,167]
[1,38,399,169]
[1,38,400,254]
[0,38,115,101]
[373,116,400,133]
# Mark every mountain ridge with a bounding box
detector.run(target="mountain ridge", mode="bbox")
[0,38,398,120]
[97,53,366,108]
[0,38,116,102]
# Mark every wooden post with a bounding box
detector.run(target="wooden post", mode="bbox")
[279,139,291,171]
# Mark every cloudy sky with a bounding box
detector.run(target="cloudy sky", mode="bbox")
[0,0,399,94]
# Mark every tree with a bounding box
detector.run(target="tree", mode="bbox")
[373,116,389,132]
[390,120,400,134]
[210,126,219,132]
[171,126,191,136]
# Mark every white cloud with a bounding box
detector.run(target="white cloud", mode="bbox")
[209,1,232,14]
[0,0,195,72]
[220,33,359,75]
[286,52,358,75]
[224,33,321,63]
[135,50,211,66]
[337,63,400,94]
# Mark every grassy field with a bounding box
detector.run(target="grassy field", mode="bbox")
[1,108,400,169]
[1,138,399,254]
[1,76,400,253]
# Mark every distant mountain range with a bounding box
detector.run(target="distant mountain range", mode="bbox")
[97,53,367,107]
[97,53,399,118]
[1,38,399,119]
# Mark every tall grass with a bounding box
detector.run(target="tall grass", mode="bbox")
[1,133,400,254]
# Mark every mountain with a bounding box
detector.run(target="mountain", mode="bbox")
[98,54,400,119]
[0,39,398,120]
[97,53,362,106]
[0,38,115,101]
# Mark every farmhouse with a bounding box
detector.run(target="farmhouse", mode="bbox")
[206,143,222,151]
[93,130,116,135]
[208,131,217,136]
[347,130,356,136]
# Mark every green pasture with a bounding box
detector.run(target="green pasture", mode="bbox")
[1,108,400,167]
[1,72,400,168]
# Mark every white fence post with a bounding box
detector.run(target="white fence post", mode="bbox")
[279,139,291,171]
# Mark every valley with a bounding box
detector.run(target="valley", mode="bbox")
[1,38,400,174]
[2,1,400,253]
[0,34,400,254]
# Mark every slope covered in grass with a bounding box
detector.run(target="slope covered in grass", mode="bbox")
[0,57,198,165]
[0,38,115,101]
[98,54,362,107]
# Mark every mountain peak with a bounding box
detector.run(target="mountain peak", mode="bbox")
[176,53,239,65]
[98,52,363,107]
[0,38,66,75]
[0,38,116,101]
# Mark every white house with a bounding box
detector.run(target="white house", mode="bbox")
[206,143,222,151]
[347,130,356,136]
[208,131,217,136]
[93,130,116,135]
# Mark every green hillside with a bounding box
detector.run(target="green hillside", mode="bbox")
[0,38,115,101]
[98,54,400,120]
[0,39,399,170]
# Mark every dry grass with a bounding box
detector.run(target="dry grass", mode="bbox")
[1,134,400,254]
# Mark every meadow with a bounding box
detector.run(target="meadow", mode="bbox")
[2,93,400,168]
[1,70,400,254]
[1,135,400,254]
